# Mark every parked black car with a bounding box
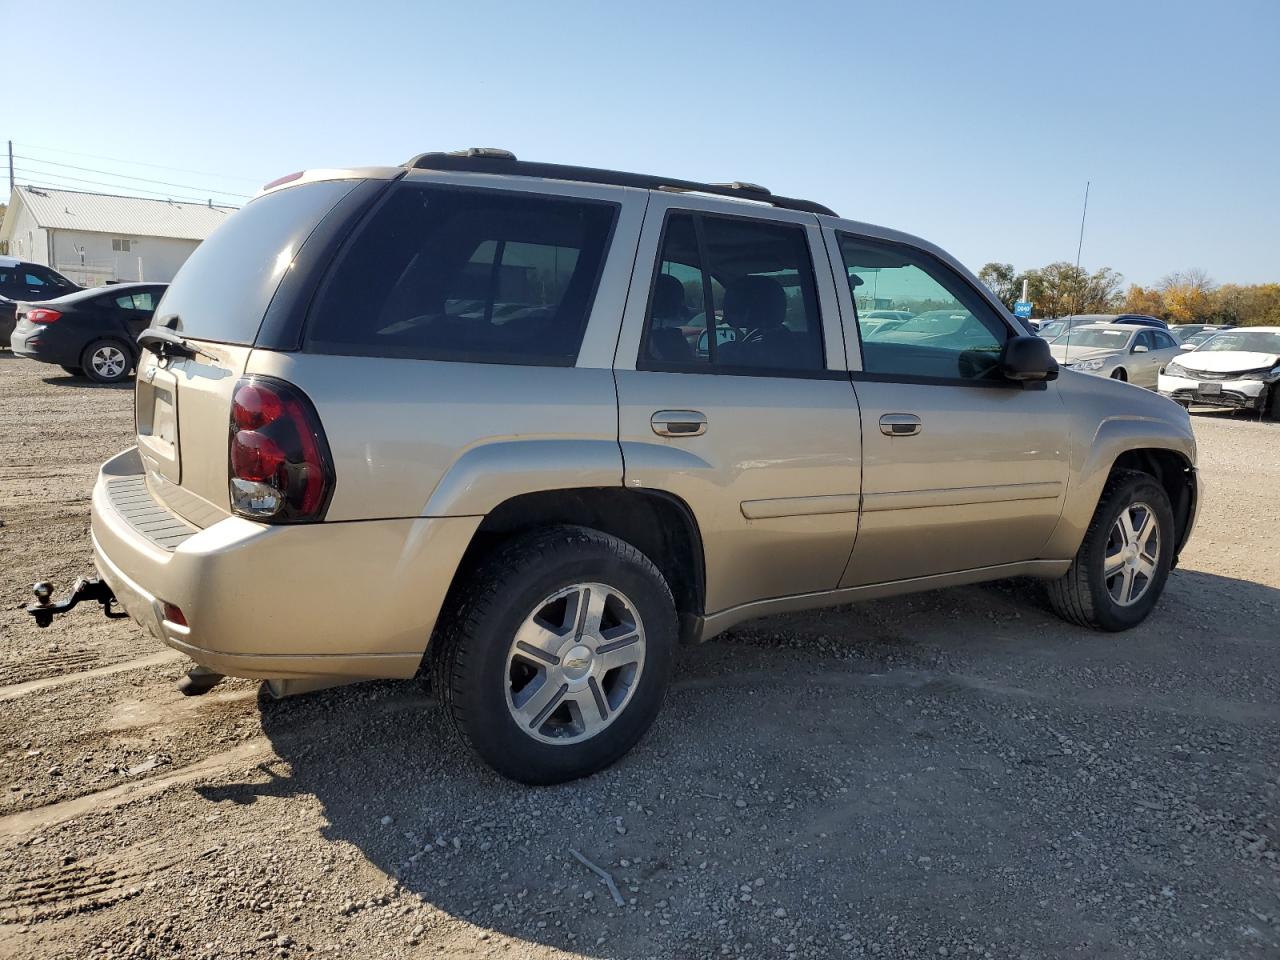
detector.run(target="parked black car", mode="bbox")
[1036,313,1170,340]
[0,257,82,343]
[9,283,167,383]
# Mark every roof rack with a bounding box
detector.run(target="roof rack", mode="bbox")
[403,148,836,217]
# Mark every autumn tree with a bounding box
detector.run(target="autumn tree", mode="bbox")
[1122,284,1166,318]
[1159,269,1217,322]
[1023,262,1124,317]
[978,262,1020,310]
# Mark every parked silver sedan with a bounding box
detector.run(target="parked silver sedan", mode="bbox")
[1048,324,1183,388]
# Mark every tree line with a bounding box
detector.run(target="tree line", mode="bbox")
[977,261,1280,327]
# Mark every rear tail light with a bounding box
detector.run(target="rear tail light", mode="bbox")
[27,308,62,323]
[228,377,334,522]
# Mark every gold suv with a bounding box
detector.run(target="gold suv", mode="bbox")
[32,150,1199,784]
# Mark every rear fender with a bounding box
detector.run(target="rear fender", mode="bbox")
[423,439,624,517]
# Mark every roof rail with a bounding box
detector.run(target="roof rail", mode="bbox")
[403,148,836,217]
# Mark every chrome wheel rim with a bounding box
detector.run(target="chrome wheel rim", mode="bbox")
[1104,502,1160,607]
[505,582,646,745]
[90,345,127,379]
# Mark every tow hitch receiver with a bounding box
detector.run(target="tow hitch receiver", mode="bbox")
[25,578,128,628]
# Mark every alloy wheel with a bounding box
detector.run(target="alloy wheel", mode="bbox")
[505,582,646,745]
[90,345,128,380]
[1104,502,1160,606]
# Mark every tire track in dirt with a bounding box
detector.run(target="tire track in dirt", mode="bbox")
[0,650,184,702]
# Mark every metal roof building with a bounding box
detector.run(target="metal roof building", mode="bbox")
[0,185,239,285]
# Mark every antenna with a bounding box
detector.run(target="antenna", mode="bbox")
[1075,180,1090,270]
[1064,180,1092,364]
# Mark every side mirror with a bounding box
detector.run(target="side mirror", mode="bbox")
[1132,344,1149,353]
[1000,335,1058,383]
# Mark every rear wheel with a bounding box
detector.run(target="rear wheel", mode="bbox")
[431,526,676,784]
[1046,470,1174,631]
[80,339,132,384]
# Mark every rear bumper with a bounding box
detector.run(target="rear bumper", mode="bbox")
[91,447,481,681]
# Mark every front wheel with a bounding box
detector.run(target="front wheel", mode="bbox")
[1046,470,1175,631]
[1110,368,1128,381]
[80,339,132,384]
[431,526,676,784]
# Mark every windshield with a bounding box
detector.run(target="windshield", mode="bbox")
[1053,328,1132,349]
[1195,331,1280,353]
[1038,322,1066,339]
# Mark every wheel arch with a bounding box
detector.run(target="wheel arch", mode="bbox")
[443,486,707,643]
[1042,416,1197,564]
[1108,447,1197,560]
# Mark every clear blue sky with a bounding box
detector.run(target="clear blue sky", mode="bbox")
[4,0,1277,287]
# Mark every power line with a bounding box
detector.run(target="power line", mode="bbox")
[14,140,260,184]
[13,169,239,206]
[14,155,249,199]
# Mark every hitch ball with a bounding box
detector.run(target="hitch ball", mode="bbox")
[32,582,54,606]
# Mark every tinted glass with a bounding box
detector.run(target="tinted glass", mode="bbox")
[838,235,1007,380]
[1152,331,1177,350]
[1135,331,1154,350]
[155,179,357,345]
[306,184,617,366]
[116,291,157,311]
[641,212,824,372]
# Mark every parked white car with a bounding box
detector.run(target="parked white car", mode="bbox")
[1048,324,1183,388]
[1159,327,1280,417]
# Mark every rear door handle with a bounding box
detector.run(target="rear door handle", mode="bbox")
[879,413,921,437]
[651,410,707,438]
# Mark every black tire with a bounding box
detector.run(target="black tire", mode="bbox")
[80,339,133,384]
[59,365,82,376]
[1111,368,1127,381]
[1268,384,1280,421]
[431,525,677,784]
[1046,469,1175,631]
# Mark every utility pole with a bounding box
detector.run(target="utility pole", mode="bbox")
[1075,180,1090,270]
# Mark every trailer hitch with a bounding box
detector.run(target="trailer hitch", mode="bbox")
[25,578,128,628]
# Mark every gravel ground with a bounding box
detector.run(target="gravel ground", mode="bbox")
[0,352,1277,960]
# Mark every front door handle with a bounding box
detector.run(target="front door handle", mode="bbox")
[879,413,921,437]
[651,410,707,438]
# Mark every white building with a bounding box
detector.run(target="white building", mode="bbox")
[0,185,238,286]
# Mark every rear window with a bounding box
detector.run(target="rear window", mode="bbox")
[155,180,358,345]
[305,183,617,366]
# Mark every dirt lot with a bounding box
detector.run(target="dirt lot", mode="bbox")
[0,351,1277,960]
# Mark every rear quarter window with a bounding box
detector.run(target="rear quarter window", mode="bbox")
[155,180,359,345]
[304,183,618,366]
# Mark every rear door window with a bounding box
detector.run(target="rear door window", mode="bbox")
[640,211,824,373]
[305,183,618,366]
[155,179,359,344]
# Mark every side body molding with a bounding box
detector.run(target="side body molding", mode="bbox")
[422,439,625,517]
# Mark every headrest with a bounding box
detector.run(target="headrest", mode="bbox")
[652,273,688,319]
[725,275,787,329]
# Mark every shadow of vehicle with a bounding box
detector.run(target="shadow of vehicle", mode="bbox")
[196,570,1280,958]
[40,373,134,389]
